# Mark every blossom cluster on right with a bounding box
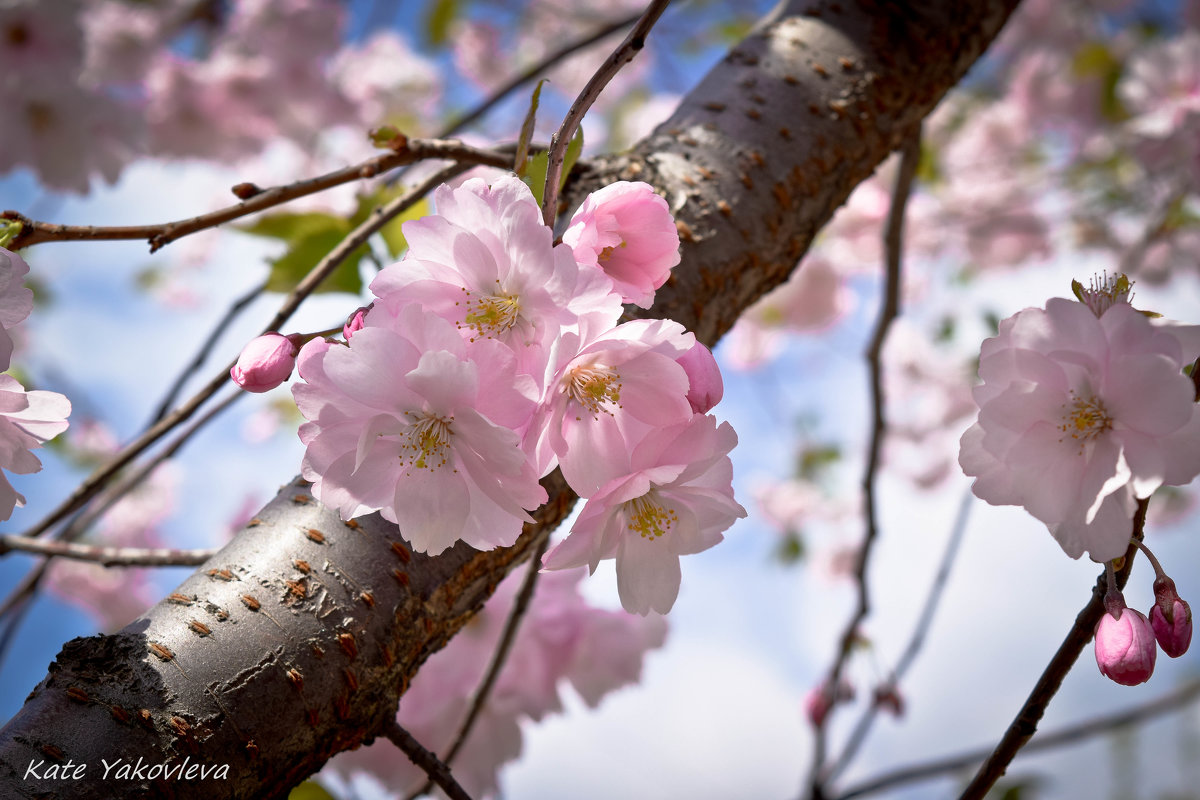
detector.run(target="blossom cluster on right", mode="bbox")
[243,175,747,615]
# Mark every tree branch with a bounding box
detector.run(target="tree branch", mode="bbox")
[0,2,1023,797]
[3,140,512,251]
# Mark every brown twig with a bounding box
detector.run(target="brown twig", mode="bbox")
[824,489,973,785]
[16,164,468,542]
[540,0,672,226]
[957,498,1149,799]
[806,131,921,798]
[838,572,1193,800]
[383,718,474,800]
[435,12,644,139]
[404,533,551,800]
[3,139,510,251]
[0,536,214,567]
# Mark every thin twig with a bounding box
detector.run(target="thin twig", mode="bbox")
[957,498,1149,799]
[824,489,973,784]
[0,536,214,567]
[3,139,512,251]
[836,656,1200,800]
[435,12,644,139]
[540,0,672,226]
[149,279,267,425]
[382,718,473,800]
[17,164,468,542]
[806,130,921,798]
[404,533,552,800]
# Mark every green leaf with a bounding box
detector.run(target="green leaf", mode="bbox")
[775,531,806,565]
[238,212,363,295]
[514,79,548,176]
[288,781,337,800]
[0,219,22,249]
[521,127,584,203]
[424,0,459,47]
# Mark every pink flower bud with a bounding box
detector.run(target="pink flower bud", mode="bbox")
[231,333,301,393]
[343,304,371,341]
[1094,605,1157,686]
[872,683,905,718]
[804,679,854,727]
[676,340,723,414]
[1150,577,1192,658]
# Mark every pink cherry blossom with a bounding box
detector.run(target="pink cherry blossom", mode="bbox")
[562,181,680,308]
[535,318,696,496]
[322,566,665,798]
[959,296,1200,562]
[1117,32,1200,183]
[371,175,621,379]
[1150,574,1193,658]
[0,374,71,520]
[0,248,34,372]
[230,332,302,393]
[292,305,544,554]
[542,414,746,615]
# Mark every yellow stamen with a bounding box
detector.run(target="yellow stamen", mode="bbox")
[625,492,677,541]
[563,364,622,417]
[1058,392,1112,450]
[400,413,453,472]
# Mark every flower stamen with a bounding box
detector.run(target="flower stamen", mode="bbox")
[400,413,453,472]
[1058,392,1112,450]
[624,492,678,541]
[563,364,622,417]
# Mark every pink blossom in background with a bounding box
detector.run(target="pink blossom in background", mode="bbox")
[0,374,70,521]
[535,318,695,496]
[724,256,850,369]
[563,181,680,309]
[322,567,666,799]
[1117,31,1200,185]
[292,307,544,554]
[543,414,746,615]
[371,175,621,379]
[331,31,441,128]
[230,332,302,393]
[959,296,1200,562]
[450,19,506,94]
[46,464,178,631]
[0,248,33,372]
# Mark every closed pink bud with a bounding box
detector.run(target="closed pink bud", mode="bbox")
[1094,606,1157,686]
[1150,593,1192,658]
[676,340,723,414]
[231,333,301,393]
[804,679,853,727]
[343,304,371,341]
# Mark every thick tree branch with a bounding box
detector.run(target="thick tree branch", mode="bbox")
[0,2,1021,798]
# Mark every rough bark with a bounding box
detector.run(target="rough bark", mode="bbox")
[0,1,1020,798]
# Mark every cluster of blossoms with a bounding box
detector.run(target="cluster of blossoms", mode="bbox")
[0,247,70,520]
[238,175,745,615]
[957,274,1198,685]
[323,566,666,797]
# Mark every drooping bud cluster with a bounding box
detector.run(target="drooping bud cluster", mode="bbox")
[1094,545,1192,686]
[290,176,745,615]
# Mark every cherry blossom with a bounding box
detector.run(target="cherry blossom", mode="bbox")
[542,414,746,615]
[562,181,680,308]
[959,294,1200,562]
[371,175,621,379]
[676,340,723,414]
[0,248,34,372]
[292,305,544,554]
[0,374,71,521]
[535,318,695,496]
